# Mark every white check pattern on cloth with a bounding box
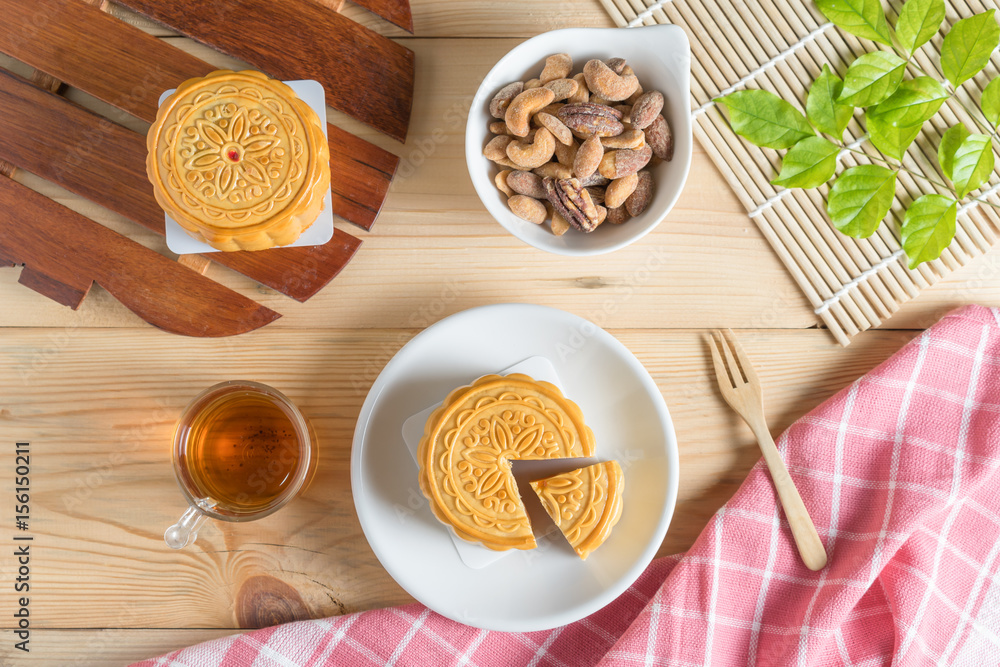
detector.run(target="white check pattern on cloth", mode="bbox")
[136,305,1000,667]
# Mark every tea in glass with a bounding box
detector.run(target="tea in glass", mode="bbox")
[165,381,317,548]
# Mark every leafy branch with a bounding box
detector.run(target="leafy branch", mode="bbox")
[715,0,1000,269]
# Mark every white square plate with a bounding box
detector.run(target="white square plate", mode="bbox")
[157,80,334,255]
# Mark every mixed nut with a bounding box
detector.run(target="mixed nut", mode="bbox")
[485,53,673,236]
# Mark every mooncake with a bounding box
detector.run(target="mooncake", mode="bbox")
[146,70,329,251]
[418,374,596,551]
[530,460,624,560]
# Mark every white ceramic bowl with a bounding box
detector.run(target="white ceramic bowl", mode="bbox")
[465,26,692,256]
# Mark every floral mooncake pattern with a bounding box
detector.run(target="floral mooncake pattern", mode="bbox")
[418,374,596,551]
[146,70,329,251]
[531,460,624,560]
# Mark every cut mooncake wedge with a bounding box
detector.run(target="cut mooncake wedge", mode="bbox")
[418,373,596,551]
[531,460,624,560]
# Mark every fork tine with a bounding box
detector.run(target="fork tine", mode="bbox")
[716,330,744,386]
[707,332,735,391]
[724,328,759,385]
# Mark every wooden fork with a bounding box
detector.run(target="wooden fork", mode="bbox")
[708,329,828,571]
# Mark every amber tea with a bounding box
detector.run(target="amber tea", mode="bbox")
[166,381,316,549]
[182,391,306,511]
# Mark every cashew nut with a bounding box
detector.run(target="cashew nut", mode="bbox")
[583,59,639,102]
[539,53,573,83]
[506,127,556,169]
[533,162,573,179]
[601,129,645,150]
[495,169,514,197]
[554,137,578,166]
[568,73,590,105]
[544,78,578,102]
[550,210,571,236]
[483,135,514,162]
[504,87,555,137]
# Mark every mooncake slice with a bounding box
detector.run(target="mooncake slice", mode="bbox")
[531,460,624,560]
[146,69,330,251]
[418,373,596,551]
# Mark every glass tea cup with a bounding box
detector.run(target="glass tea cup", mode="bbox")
[165,380,318,549]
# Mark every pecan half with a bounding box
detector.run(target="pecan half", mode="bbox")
[557,103,624,138]
[543,177,600,233]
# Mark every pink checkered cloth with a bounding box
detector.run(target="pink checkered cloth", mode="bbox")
[136,305,1000,666]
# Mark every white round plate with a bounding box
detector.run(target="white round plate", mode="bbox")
[351,304,679,632]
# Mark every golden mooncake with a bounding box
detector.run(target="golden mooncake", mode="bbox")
[418,374,596,551]
[146,70,330,252]
[531,461,624,560]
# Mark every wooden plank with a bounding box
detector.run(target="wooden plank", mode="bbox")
[0,327,914,631]
[0,68,361,303]
[0,38,828,332]
[115,0,415,142]
[0,176,280,336]
[338,0,615,38]
[348,0,414,32]
[21,630,244,667]
[0,0,398,231]
[104,1,616,39]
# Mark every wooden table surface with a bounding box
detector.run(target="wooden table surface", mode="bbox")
[3,1,1000,664]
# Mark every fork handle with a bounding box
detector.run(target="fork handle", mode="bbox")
[751,423,828,571]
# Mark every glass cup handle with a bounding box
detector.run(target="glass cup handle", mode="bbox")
[164,506,209,549]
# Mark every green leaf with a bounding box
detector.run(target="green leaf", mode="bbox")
[895,0,946,55]
[815,0,893,46]
[772,137,841,188]
[950,133,995,197]
[982,78,1000,126]
[716,90,814,149]
[901,194,957,268]
[806,64,855,137]
[866,112,923,160]
[867,77,948,127]
[936,124,970,180]
[826,164,897,237]
[838,52,907,107]
[940,10,1000,87]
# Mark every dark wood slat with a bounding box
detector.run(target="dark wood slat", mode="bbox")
[0,176,280,337]
[349,0,414,33]
[115,0,414,142]
[0,0,397,231]
[0,69,360,303]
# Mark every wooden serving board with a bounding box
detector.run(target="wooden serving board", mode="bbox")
[0,0,412,335]
[350,0,414,33]
[116,0,415,142]
[0,69,360,303]
[0,0,398,232]
[0,175,280,336]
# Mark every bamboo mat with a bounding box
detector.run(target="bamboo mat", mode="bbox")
[599,0,1000,345]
